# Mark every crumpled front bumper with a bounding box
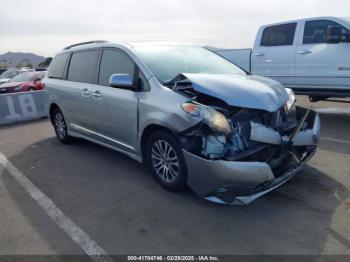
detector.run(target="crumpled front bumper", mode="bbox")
[250,107,320,146]
[183,108,320,205]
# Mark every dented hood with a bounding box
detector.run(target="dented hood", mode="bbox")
[182,73,289,112]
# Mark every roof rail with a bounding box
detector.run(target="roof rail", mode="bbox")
[63,40,107,50]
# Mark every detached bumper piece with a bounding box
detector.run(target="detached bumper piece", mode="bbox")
[184,107,320,205]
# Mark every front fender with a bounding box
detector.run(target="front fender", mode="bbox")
[137,83,201,156]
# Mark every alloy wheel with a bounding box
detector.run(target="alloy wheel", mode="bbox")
[54,111,67,140]
[151,140,179,183]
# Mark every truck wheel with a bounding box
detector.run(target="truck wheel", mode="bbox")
[146,130,187,192]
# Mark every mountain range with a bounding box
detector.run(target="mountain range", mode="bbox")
[0,52,46,68]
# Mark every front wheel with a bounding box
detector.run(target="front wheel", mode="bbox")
[52,108,73,144]
[146,131,187,192]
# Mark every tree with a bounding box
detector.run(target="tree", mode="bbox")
[38,57,53,68]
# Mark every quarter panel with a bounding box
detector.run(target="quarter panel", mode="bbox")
[44,78,72,124]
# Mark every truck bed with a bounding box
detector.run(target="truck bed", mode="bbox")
[213,48,252,73]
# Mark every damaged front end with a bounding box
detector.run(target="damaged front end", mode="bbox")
[168,74,320,205]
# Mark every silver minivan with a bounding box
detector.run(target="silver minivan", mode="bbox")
[45,41,320,205]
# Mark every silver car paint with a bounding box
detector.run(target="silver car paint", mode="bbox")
[181,73,289,112]
[203,147,316,205]
[183,150,275,196]
[45,42,320,205]
[45,43,201,160]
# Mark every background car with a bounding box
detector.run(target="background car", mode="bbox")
[0,71,46,94]
[0,69,20,84]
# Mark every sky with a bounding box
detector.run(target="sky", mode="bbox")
[0,0,349,57]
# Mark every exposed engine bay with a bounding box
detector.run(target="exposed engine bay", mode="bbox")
[165,74,319,178]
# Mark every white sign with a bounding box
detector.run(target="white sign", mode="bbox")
[5,94,38,120]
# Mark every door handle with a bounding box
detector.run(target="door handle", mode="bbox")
[81,88,90,97]
[297,50,312,55]
[253,53,264,57]
[92,90,101,99]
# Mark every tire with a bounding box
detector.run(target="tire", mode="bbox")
[146,130,187,192]
[52,108,73,144]
[28,87,36,91]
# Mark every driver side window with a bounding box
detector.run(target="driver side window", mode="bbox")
[98,49,135,87]
[303,20,349,44]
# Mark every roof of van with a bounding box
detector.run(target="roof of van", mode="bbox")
[61,41,199,52]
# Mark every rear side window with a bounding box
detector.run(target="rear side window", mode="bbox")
[48,53,69,79]
[303,20,349,44]
[67,50,99,84]
[98,49,135,86]
[261,23,297,46]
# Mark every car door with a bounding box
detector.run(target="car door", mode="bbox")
[90,48,139,153]
[251,22,297,87]
[295,19,350,90]
[65,49,100,132]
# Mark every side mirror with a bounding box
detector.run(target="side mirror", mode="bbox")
[326,25,342,44]
[109,74,134,89]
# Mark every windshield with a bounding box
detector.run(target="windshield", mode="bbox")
[0,70,18,79]
[10,72,36,82]
[133,45,246,83]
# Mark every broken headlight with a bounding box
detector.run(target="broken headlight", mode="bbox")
[181,102,232,135]
[285,88,296,112]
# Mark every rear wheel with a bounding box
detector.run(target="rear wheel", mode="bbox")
[52,108,73,144]
[28,87,36,91]
[146,131,187,192]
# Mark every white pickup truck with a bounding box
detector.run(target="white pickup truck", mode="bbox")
[214,17,350,101]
